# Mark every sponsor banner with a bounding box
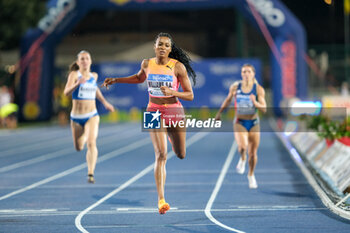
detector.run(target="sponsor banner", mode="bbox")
[321,141,350,191]
[322,141,344,177]
[290,133,350,194]
[298,133,319,155]
[306,139,326,162]
[337,146,350,191]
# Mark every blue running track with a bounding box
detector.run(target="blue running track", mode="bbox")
[0,122,349,233]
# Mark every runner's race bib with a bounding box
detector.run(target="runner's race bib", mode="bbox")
[236,94,256,115]
[147,74,174,97]
[78,82,97,99]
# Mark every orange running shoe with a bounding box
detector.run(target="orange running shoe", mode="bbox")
[158,198,170,214]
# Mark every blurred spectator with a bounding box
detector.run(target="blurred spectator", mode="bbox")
[0,86,11,108]
[0,86,18,129]
[341,82,349,97]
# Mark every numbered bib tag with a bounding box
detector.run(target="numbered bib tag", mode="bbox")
[236,94,255,115]
[78,82,97,99]
[147,74,174,97]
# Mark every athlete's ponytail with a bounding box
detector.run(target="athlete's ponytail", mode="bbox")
[155,32,197,86]
[69,62,79,72]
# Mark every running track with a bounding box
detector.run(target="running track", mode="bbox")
[0,122,349,233]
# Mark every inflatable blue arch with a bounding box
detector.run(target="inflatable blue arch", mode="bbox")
[19,0,307,121]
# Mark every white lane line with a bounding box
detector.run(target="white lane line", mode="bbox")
[0,180,310,190]
[116,207,178,211]
[0,206,327,218]
[0,128,141,173]
[0,123,130,143]
[0,209,57,213]
[0,124,130,158]
[204,141,245,233]
[0,148,73,173]
[85,223,216,229]
[0,138,151,201]
[0,128,67,146]
[75,132,209,233]
[0,137,69,157]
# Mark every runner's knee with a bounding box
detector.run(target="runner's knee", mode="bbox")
[86,140,96,150]
[155,150,167,161]
[238,146,247,155]
[248,151,257,159]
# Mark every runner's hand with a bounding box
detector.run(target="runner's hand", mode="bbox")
[160,86,173,96]
[104,102,115,112]
[250,94,256,104]
[101,78,115,89]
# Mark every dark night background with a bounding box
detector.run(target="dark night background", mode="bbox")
[0,0,348,91]
[71,1,346,47]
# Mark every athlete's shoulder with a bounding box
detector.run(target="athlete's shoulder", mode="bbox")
[141,58,151,69]
[174,61,186,76]
[227,81,239,95]
[91,72,98,79]
[68,70,79,79]
[174,60,185,69]
[256,84,265,95]
[231,81,240,90]
[233,80,241,87]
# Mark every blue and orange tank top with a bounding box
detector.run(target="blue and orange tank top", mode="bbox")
[234,82,257,115]
[72,71,97,100]
[145,58,179,98]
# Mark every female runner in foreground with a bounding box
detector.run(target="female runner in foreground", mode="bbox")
[102,33,196,214]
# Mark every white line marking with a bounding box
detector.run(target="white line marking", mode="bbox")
[204,141,245,233]
[85,223,216,229]
[0,209,57,213]
[0,128,68,147]
[75,132,209,233]
[0,128,140,173]
[0,180,309,190]
[115,207,178,211]
[233,205,317,209]
[0,138,151,201]
[0,207,328,218]
[0,123,131,158]
[0,148,73,173]
[0,137,69,157]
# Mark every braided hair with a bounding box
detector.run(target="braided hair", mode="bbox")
[154,32,196,86]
